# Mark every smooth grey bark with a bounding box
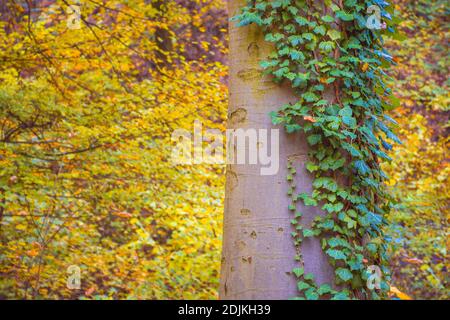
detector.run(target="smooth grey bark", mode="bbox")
[219,0,334,300]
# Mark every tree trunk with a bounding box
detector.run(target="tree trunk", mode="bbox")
[219,0,334,300]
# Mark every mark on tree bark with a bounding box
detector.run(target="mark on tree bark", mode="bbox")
[242,256,252,264]
[237,68,260,81]
[226,169,238,191]
[247,42,259,56]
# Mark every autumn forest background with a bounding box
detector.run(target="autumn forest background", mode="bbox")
[0,0,448,300]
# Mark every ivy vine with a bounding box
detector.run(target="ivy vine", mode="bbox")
[233,0,401,299]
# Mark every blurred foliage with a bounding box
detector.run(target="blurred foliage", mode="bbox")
[383,0,449,300]
[0,0,227,299]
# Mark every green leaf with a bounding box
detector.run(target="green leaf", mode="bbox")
[307,134,322,146]
[302,91,319,102]
[295,17,309,26]
[297,281,310,291]
[327,29,341,41]
[314,25,326,36]
[326,249,347,260]
[321,15,335,23]
[338,106,352,117]
[336,268,353,282]
[305,288,319,300]
[336,10,354,21]
[318,284,332,295]
[293,267,304,278]
[303,229,315,237]
[319,41,335,52]
[331,291,350,300]
[297,192,318,206]
[306,162,319,172]
[342,116,356,128]
[304,273,315,281]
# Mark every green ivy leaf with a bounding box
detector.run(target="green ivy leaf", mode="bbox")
[307,134,322,145]
[293,267,304,278]
[305,288,319,300]
[326,249,347,260]
[318,284,332,295]
[321,15,335,23]
[336,268,353,282]
[297,281,310,291]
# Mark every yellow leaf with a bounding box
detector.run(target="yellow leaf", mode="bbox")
[390,286,412,300]
[361,63,369,72]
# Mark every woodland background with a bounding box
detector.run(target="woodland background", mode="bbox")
[0,0,448,299]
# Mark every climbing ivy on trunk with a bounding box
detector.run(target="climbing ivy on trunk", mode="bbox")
[233,0,401,299]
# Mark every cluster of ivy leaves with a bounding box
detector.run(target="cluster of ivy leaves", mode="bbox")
[233,0,403,299]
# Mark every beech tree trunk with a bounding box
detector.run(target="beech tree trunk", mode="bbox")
[219,0,334,300]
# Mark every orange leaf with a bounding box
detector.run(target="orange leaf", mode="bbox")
[304,116,317,123]
[85,286,95,296]
[402,257,423,265]
[26,249,39,257]
[114,211,133,218]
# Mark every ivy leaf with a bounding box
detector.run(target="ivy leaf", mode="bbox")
[342,116,357,128]
[321,15,335,23]
[336,268,353,282]
[259,59,278,69]
[306,162,319,172]
[327,29,341,41]
[295,17,309,26]
[331,291,350,300]
[298,192,318,206]
[314,25,326,36]
[336,10,354,21]
[326,249,347,260]
[286,72,296,81]
[307,134,322,146]
[290,50,305,61]
[302,33,315,41]
[303,229,315,237]
[297,281,310,291]
[287,6,299,15]
[338,106,352,117]
[319,41,335,52]
[302,92,318,102]
[304,273,315,281]
[305,288,319,300]
[354,160,370,175]
[328,237,350,248]
[318,284,332,295]
[293,267,304,278]
[288,35,304,46]
[265,33,283,42]
[313,177,338,192]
